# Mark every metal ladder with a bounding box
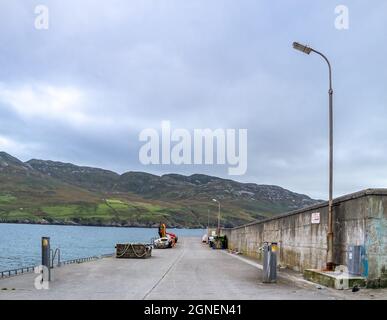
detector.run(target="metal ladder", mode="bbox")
[50,248,61,268]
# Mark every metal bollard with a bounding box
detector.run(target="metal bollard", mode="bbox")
[262,242,277,283]
[41,237,51,281]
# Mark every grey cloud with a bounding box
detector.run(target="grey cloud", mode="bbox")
[0,0,387,199]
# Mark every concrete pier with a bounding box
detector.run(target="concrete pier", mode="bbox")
[222,189,387,287]
[0,237,386,300]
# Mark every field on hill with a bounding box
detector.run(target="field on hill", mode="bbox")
[0,151,320,228]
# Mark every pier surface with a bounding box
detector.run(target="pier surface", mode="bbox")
[0,237,385,300]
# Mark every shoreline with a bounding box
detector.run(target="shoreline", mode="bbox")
[0,220,205,229]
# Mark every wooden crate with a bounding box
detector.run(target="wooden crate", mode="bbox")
[115,243,152,259]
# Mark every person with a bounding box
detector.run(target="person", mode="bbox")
[158,222,166,238]
[158,222,163,238]
[161,223,166,237]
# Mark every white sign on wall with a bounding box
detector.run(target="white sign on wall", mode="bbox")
[311,212,320,224]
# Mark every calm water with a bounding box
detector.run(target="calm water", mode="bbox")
[0,223,205,272]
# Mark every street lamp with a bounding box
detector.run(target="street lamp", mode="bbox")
[292,42,334,271]
[212,198,221,236]
[207,209,210,238]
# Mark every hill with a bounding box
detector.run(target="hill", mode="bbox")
[0,151,321,228]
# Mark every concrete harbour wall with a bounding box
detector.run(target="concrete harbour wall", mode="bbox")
[222,189,387,287]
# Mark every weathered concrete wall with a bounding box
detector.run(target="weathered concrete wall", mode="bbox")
[365,194,387,287]
[222,189,387,287]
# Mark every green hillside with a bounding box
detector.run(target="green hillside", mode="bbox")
[0,151,320,228]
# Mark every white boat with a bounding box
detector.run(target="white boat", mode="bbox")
[153,236,173,249]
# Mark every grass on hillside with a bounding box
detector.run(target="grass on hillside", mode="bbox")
[0,194,17,204]
[0,188,278,227]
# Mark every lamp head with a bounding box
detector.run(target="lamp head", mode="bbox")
[293,42,312,54]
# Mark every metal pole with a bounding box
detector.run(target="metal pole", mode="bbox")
[311,48,334,270]
[41,236,51,281]
[327,78,334,271]
[217,201,221,236]
[207,209,210,236]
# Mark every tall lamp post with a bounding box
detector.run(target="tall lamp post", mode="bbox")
[212,198,221,236]
[207,209,210,237]
[292,42,334,271]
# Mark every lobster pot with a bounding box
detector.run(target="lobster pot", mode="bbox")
[115,243,152,259]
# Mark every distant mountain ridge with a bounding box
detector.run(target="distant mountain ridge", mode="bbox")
[0,151,321,228]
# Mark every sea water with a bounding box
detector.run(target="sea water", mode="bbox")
[0,223,205,271]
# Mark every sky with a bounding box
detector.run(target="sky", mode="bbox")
[0,0,387,199]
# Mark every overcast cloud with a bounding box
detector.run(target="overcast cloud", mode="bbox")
[0,0,387,199]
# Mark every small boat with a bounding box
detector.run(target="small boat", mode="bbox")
[166,232,178,243]
[153,234,175,249]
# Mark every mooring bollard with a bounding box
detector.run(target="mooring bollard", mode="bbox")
[41,236,51,281]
